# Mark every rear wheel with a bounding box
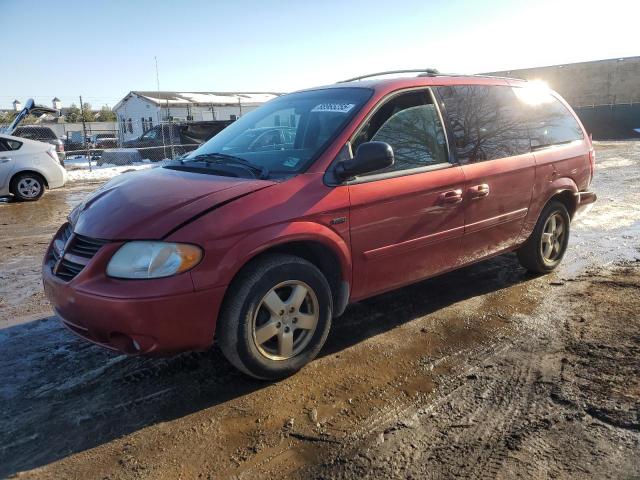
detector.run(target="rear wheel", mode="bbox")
[10,173,45,201]
[517,200,570,273]
[217,254,332,380]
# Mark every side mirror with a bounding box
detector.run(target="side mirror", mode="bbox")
[335,141,394,180]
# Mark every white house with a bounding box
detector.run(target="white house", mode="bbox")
[113,91,280,141]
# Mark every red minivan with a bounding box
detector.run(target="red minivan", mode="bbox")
[43,71,596,379]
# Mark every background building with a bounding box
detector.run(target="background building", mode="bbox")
[486,56,640,139]
[113,91,280,141]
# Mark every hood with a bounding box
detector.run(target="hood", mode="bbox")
[72,167,274,239]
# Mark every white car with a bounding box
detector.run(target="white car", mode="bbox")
[0,134,67,201]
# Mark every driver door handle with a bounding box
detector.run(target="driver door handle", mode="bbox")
[469,184,490,199]
[438,189,463,204]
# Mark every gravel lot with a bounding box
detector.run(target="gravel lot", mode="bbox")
[0,141,638,479]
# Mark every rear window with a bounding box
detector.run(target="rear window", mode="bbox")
[13,127,57,141]
[436,85,530,163]
[513,88,584,148]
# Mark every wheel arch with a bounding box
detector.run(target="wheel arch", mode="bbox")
[219,224,352,318]
[10,169,49,189]
[518,177,578,245]
[539,176,579,219]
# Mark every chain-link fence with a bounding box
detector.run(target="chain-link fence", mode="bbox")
[0,117,235,182]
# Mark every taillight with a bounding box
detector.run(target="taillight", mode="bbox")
[46,149,58,162]
[56,143,64,152]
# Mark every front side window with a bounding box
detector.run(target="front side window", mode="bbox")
[352,90,448,175]
[513,88,583,148]
[436,85,530,163]
[185,87,373,176]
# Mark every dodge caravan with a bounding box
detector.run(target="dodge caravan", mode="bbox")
[42,71,596,379]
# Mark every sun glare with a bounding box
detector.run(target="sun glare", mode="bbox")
[514,80,552,106]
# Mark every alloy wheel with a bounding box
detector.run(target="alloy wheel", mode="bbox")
[17,177,42,199]
[252,280,319,360]
[540,212,566,263]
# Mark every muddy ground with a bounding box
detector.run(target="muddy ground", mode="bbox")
[0,142,639,479]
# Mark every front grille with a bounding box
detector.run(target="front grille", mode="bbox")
[69,234,109,258]
[51,223,109,281]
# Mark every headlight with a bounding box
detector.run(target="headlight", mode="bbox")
[106,241,203,279]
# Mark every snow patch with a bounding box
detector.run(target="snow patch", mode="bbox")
[65,162,154,183]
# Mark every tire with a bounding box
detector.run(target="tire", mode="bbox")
[217,254,333,380]
[10,172,45,202]
[517,200,570,273]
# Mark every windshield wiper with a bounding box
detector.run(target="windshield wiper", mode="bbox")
[185,153,269,179]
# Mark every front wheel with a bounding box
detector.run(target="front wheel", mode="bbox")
[217,254,333,380]
[517,200,570,273]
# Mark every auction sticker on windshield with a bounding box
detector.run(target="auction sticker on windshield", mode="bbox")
[311,103,355,113]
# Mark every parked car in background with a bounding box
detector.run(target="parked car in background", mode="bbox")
[43,72,596,379]
[123,120,234,161]
[63,136,85,155]
[90,133,118,157]
[90,133,117,148]
[0,134,67,201]
[12,126,65,163]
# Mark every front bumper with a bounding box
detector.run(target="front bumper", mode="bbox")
[42,236,226,355]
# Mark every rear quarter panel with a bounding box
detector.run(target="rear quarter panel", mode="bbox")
[519,140,589,242]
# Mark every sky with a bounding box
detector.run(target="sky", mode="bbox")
[0,0,637,109]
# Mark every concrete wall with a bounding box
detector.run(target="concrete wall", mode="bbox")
[486,56,640,107]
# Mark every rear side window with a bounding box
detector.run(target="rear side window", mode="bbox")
[352,89,448,175]
[0,139,22,151]
[436,85,530,163]
[513,88,583,148]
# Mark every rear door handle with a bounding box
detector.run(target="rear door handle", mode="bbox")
[438,189,463,204]
[0,157,11,163]
[469,184,490,198]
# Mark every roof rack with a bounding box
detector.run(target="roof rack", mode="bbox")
[338,69,440,83]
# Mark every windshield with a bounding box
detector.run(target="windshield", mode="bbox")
[183,88,373,176]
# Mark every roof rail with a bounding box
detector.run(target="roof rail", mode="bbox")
[338,69,440,83]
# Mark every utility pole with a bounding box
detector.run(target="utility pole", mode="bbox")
[79,95,91,172]
[155,56,169,159]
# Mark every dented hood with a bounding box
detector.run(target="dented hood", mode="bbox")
[72,167,274,239]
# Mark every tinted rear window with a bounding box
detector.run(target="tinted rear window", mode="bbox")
[436,85,530,163]
[513,88,584,148]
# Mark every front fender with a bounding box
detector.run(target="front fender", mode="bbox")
[185,221,352,292]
